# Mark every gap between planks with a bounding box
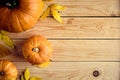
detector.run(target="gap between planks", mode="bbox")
[43,0,120,16]
[8,18,120,39]
[2,40,120,62]
[12,38,120,40]
[47,16,120,18]
[15,62,120,80]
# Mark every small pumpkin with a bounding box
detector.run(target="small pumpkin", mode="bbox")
[0,60,18,80]
[22,35,52,65]
[0,0,43,33]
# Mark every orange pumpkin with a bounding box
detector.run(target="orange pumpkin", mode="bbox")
[0,60,18,80]
[0,0,43,33]
[22,35,52,65]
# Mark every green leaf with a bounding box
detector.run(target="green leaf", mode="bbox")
[24,67,30,80]
[29,76,42,80]
[1,35,14,48]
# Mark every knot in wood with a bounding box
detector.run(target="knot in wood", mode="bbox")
[93,70,100,77]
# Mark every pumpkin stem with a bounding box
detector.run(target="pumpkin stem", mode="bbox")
[0,0,19,9]
[6,3,12,7]
[0,71,5,76]
[32,47,40,53]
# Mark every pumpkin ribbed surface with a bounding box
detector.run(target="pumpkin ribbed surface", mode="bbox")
[0,0,43,32]
[0,60,18,80]
[22,35,52,65]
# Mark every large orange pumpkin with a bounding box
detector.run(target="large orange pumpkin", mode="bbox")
[22,35,52,65]
[0,0,43,33]
[0,60,18,80]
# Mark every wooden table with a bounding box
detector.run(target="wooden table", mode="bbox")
[3,0,120,80]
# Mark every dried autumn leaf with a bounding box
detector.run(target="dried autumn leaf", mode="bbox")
[24,67,30,80]
[29,76,42,80]
[20,75,25,80]
[0,33,2,40]
[40,7,50,19]
[38,61,51,68]
[43,0,53,2]
[51,9,63,23]
[1,30,9,35]
[41,1,45,11]
[0,44,11,58]
[51,4,66,10]
[1,35,14,48]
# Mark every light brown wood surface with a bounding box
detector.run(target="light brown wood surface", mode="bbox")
[9,18,120,39]
[2,40,120,62]
[15,62,119,80]
[49,0,120,16]
[0,0,120,80]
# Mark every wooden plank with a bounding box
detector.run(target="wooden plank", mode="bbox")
[46,0,120,16]
[9,18,120,39]
[15,62,120,80]
[3,40,120,61]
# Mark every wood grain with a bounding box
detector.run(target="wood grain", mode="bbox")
[46,0,120,16]
[0,0,119,79]
[9,18,120,39]
[3,40,120,61]
[15,62,120,80]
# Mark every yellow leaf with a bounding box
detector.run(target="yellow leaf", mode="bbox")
[43,0,53,2]
[51,9,63,23]
[51,4,66,10]
[38,1,45,20]
[1,30,9,35]
[40,7,50,20]
[47,0,53,2]
[38,61,51,68]
[1,35,14,48]
[20,75,25,80]
[29,76,42,80]
[24,68,30,80]
[41,1,45,10]
[0,44,11,58]
[0,33,2,40]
